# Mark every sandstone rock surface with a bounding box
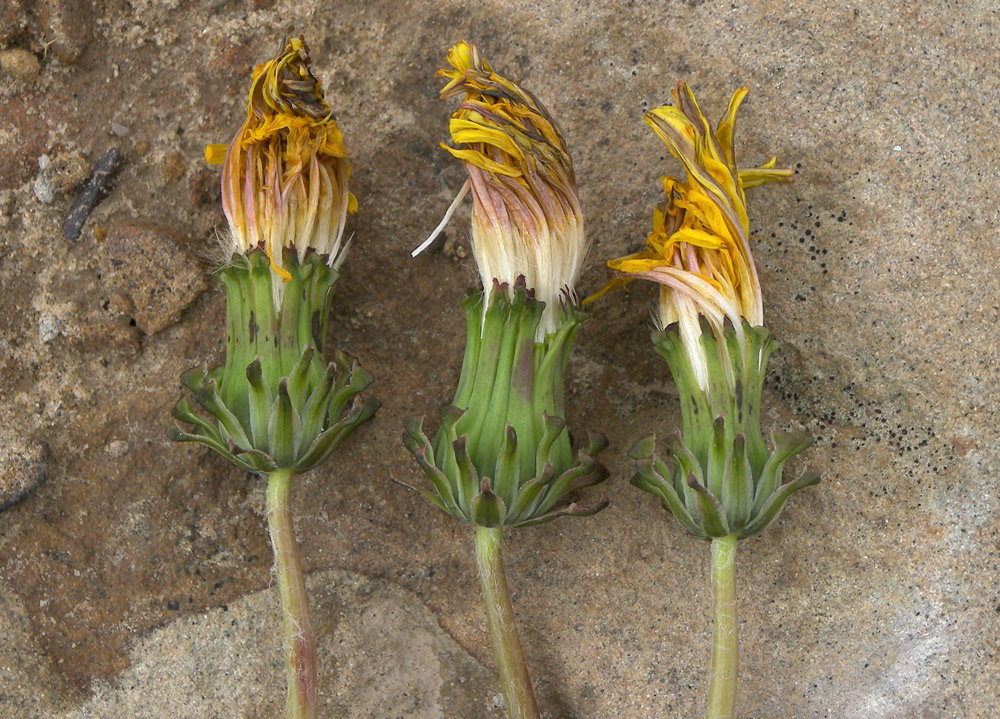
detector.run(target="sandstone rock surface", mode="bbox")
[0,1,996,718]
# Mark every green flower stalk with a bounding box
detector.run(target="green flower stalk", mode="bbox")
[405,42,609,719]
[600,83,818,719]
[170,37,377,719]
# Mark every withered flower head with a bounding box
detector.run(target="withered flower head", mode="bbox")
[603,83,792,388]
[208,37,356,287]
[413,41,587,338]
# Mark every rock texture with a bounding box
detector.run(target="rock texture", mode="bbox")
[0,1,996,718]
[97,221,208,334]
[0,429,47,510]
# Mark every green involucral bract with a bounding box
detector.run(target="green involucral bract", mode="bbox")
[170,249,379,473]
[403,282,609,528]
[630,320,818,539]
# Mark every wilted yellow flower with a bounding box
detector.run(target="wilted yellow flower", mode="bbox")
[207,37,357,287]
[603,83,792,387]
[413,41,586,338]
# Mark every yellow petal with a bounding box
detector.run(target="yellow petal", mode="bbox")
[652,205,665,232]
[738,166,794,189]
[598,83,791,327]
[267,250,292,282]
[714,87,748,170]
[205,144,228,165]
[448,119,524,159]
[668,227,726,250]
[582,277,629,305]
[441,144,523,177]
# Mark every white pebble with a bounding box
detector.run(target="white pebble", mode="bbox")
[33,175,55,204]
[38,315,63,342]
[106,440,130,457]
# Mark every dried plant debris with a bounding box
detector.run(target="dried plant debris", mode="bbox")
[63,147,125,241]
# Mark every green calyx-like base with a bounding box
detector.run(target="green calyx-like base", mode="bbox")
[402,281,609,528]
[170,249,379,474]
[630,320,818,539]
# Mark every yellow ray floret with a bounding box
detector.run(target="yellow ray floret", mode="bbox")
[215,36,356,287]
[419,41,587,339]
[600,82,792,325]
[597,82,792,387]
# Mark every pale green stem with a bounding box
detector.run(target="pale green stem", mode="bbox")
[706,534,738,719]
[267,469,317,719]
[475,526,540,719]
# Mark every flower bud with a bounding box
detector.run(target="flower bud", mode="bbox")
[605,83,792,390]
[172,38,376,474]
[413,41,587,339]
[210,36,356,294]
[403,44,608,527]
[601,83,814,539]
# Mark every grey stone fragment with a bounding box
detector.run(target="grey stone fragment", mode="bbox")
[37,314,63,342]
[33,177,53,204]
[0,429,48,511]
[33,151,88,205]
[97,221,209,335]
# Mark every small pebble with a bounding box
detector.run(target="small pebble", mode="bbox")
[443,231,468,260]
[33,176,54,204]
[33,151,89,205]
[38,315,63,342]
[110,122,129,137]
[33,0,94,64]
[34,156,54,202]
[106,440,130,457]
[0,3,29,46]
[0,48,40,83]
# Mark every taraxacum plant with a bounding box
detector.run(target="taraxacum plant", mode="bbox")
[599,83,818,719]
[406,41,609,719]
[171,37,377,719]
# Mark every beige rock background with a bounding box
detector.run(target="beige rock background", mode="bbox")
[0,1,997,717]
